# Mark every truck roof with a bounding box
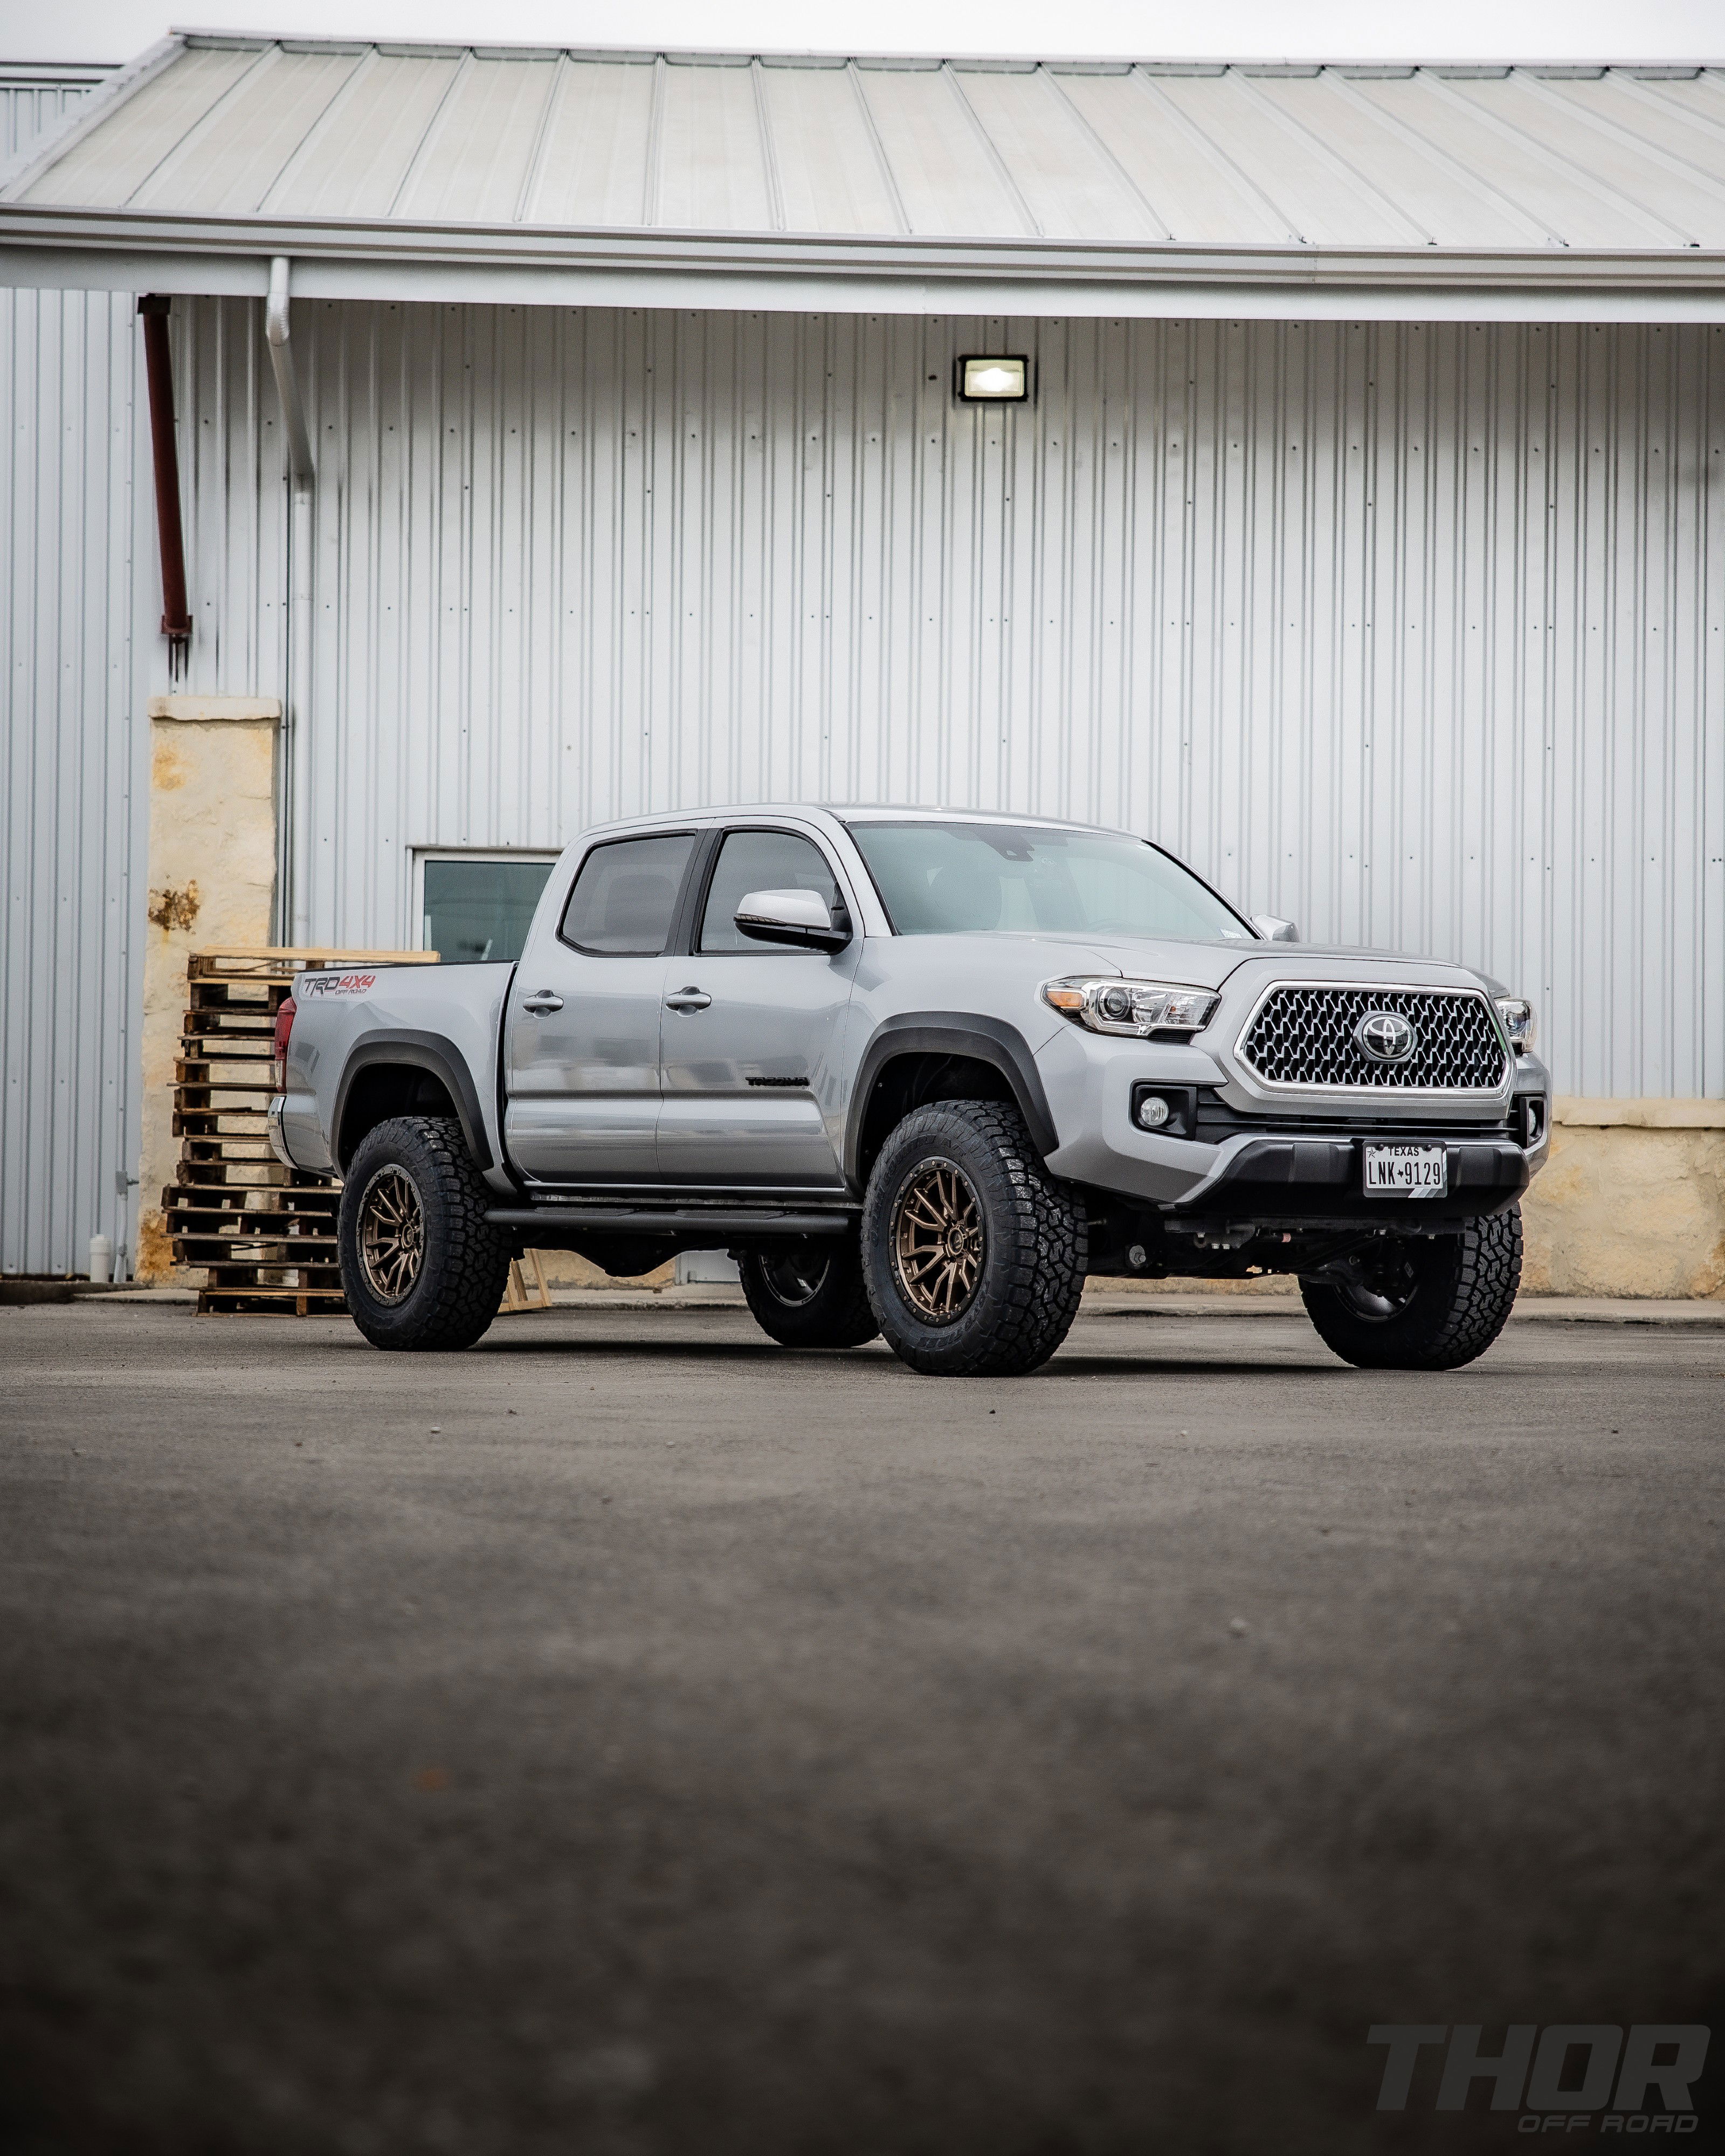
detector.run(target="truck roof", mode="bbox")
[576,803,1123,842]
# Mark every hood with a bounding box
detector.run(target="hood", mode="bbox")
[886,929,1494,996]
[1018,934,1493,993]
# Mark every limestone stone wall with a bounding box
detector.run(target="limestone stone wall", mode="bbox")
[1522,1103,1725,1301]
[136,697,280,1281]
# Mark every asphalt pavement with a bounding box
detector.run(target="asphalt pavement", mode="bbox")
[2,1299,1721,2155]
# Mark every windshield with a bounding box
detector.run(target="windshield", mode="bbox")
[844,821,1251,943]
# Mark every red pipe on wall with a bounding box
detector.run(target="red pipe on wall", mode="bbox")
[137,294,191,673]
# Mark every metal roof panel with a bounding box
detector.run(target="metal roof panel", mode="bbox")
[1389,74,1682,246]
[760,65,905,237]
[853,66,1031,237]
[1156,72,1424,247]
[525,60,655,229]
[1055,71,1282,243]
[130,46,360,215]
[1512,77,1725,242]
[8,38,1725,301]
[1250,73,1546,247]
[1451,73,1708,243]
[954,67,1161,243]
[1564,73,1725,186]
[393,57,557,225]
[23,42,257,206]
[261,54,460,220]
[655,57,772,232]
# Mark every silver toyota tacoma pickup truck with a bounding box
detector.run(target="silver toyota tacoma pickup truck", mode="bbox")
[271,806,1550,1377]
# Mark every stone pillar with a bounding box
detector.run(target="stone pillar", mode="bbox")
[136,695,281,1281]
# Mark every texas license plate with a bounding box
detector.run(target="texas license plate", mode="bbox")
[1363,1144,1448,1197]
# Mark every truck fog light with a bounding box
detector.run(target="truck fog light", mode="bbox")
[1136,1094,1171,1130]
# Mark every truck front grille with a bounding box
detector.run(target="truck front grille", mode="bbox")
[1237,985,1508,1093]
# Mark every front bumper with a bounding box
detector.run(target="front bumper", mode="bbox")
[1037,1024,1551,1218]
[1172,1130,1529,1226]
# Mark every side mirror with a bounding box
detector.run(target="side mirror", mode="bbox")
[1251,914,1299,943]
[735,888,851,952]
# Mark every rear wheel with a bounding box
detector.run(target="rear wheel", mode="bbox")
[1299,1206,1522,1371]
[737,1235,879,1350]
[338,1116,509,1351]
[861,1100,1086,1378]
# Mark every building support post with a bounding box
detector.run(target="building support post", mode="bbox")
[265,256,316,945]
[137,295,192,675]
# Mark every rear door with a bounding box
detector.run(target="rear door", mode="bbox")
[656,824,860,1191]
[503,830,700,1186]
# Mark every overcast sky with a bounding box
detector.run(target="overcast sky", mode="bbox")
[9,1,1721,68]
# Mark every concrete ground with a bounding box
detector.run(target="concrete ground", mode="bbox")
[1,1298,1720,2156]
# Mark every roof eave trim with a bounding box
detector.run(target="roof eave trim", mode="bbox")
[6,216,1725,324]
[3,205,1723,293]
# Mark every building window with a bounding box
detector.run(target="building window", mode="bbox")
[416,852,558,965]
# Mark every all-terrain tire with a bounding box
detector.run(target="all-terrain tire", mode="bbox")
[1299,1205,1523,1371]
[338,1116,510,1352]
[737,1235,880,1350]
[860,1100,1086,1378]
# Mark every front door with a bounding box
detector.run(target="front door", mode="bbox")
[656,826,858,1191]
[503,830,699,1186]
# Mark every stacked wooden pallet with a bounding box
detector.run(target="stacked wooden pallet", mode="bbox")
[165,947,436,1316]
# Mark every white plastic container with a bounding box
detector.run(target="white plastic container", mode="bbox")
[88,1233,113,1284]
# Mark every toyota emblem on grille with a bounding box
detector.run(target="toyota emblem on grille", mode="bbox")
[1355,1010,1418,1063]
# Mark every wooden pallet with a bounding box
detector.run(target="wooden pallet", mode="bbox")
[199,1287,350,1316]
[498,1250,553,1314]
[169,946,432,1316]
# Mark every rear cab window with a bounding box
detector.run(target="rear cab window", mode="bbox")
[558,833,697,955]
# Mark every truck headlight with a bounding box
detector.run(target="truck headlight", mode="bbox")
[1041,976,1220,1038]
[1495,997,1536,1053]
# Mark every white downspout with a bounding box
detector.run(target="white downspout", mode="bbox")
[265,255,316,945]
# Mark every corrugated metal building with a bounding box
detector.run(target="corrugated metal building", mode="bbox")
[1,63,143,1279]
[2,36,1722,1282]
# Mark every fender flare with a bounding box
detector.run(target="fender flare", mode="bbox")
[845,1013,1060,1184]
[333,1032,493,1171]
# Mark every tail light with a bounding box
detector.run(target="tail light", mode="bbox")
[271,995,297,1091]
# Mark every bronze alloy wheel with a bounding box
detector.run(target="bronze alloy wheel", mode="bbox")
[357,1163,425,1305]
[891,1159,985,1325]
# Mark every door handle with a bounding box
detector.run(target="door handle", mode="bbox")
[521,991,564,1014]
[665,987,712,1012]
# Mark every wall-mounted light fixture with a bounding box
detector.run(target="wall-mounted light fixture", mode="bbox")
[956,355,1029,403]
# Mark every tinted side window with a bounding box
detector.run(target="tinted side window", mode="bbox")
[560,834,695,955]
[699,830,841,953]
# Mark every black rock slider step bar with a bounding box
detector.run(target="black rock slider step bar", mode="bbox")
[485,1206,854,1238]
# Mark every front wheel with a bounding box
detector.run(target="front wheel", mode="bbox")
[860,1100,1086,1377]
[1299,1207,1522,1371]
[737,1235,880,1350]
[338,1116,510,1351]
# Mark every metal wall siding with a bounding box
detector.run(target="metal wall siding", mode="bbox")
[1,284,147,1275]
[2,79,102,162]
[2,75,148,1276]
[167,299,1722,1101]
